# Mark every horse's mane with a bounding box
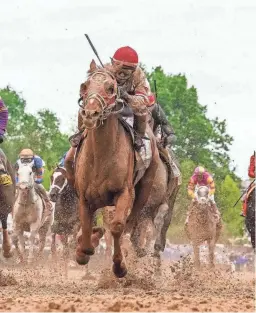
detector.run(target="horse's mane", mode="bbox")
[87,66,115,81]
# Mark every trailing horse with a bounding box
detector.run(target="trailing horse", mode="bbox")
[245,185,255,250]
[50,166,104,269]
[12,163,54,263]
[49,166,79,262]
[185,186,222,268]
[75,60,176,278]
[127,130,181,261]
[0,148,16,258]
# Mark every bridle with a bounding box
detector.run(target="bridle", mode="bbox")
[50,167,67,194]
[78,69,124,129]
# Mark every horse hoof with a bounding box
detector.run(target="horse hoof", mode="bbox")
[136,248,147,258]
[76,253,90,265]
[154,243,164,252]
[3,250,13,259]
[112,263,127,278]
[92,226,105,237]
[84,248,95,256]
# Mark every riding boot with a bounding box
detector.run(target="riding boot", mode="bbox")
[151,103,176,146]
[69,131,84,148]
[133,114,148,151]
[65,147,76,186]
[36,184,53,216]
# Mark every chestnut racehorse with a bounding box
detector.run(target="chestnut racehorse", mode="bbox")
[75,60,173,278]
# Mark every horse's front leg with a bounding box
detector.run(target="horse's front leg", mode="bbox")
[12,223,25,263]
[28,222,40,264]
[58,234,69,278]
[154,203,169,252]
[111,187,134,278]
[104,229,113,261]
[51,233,57,261]
[193,244,200,269]
[207,239,215,268]
[1,216,13,258]
[76,197,94,265]
[37,223,50,260]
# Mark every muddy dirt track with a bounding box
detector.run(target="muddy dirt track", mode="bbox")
[0,253,254,312]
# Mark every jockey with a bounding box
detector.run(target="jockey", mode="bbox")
[186,166,220,224]
[65,46,175,185]
[248,153,255,178]
[15,149,52,214]
[0,97,9,143]
[240,153,255,217]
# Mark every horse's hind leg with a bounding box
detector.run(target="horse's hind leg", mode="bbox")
[76,197,94,265]
[154,203,169,253]
[1,215,13,258]
[131,216,153,258]
[111,187,134,278]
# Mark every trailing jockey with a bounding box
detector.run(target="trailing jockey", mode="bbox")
[0,97,8,144]
[241,153,255,217]
[58,152,67,168]
[186,166,221,226]
[65,46,178,186]
[15,149,52,215]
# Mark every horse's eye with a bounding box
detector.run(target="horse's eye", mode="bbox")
[108,86,114,94]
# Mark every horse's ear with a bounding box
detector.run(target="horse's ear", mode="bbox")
[80,82,87,96]
[88,59,97,73]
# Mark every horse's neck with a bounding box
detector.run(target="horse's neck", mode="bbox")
[192,205,209,219]
[29,185,37,201]
[87,115,120,158]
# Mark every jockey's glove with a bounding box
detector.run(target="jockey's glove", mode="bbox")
[118,87,130,102]
[209,194,215,203]
[0,135,4,144]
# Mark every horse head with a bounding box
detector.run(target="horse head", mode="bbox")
[78,60,121,129]
[49,166,67,202]
[17,163,34,191]
[196,186,211,207]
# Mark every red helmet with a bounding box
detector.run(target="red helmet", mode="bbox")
[112,46,138,68]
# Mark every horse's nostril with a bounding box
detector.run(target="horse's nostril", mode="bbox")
[92,111,99,117]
